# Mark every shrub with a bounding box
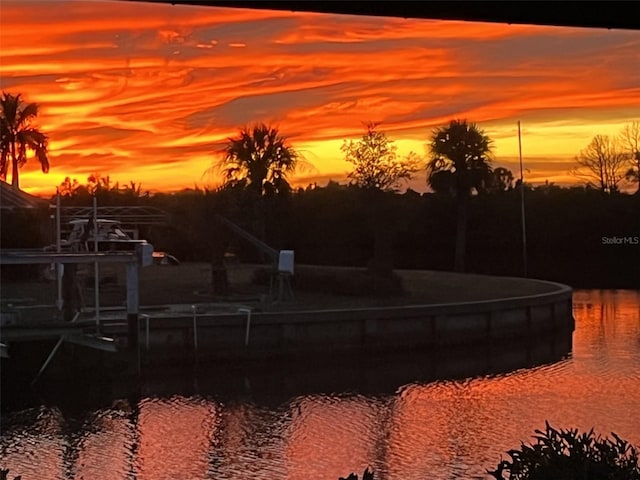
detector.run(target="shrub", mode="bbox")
[0,469,21,480]
[339,468,374,480]
[488,422,640,480]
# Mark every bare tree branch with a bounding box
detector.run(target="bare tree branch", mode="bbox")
[572,135,627,194]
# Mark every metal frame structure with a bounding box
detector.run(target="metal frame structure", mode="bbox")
[53,205,169,226]
[0,248,150,381]
[216,215,294,301]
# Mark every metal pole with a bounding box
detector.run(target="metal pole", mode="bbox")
[238,307,252,347]
[518,121,528,277]
[56,189,61,252]
[142,313,150,351]
[32,337,64,386]
[55,189,64,311]
[31,312,80,386]
[126,261,139,352]
[191,305,198,353]
[93,195,100,333]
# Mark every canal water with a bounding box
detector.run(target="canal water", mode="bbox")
[1,289,639,480]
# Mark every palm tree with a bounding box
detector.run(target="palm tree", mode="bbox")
[210,123,300,263]
[0,92,49,189]
[427,119,493,272]
[214,123,299,198]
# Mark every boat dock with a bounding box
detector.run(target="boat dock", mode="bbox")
[1,256,575,383]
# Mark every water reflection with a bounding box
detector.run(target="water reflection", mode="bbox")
[136,396,216,480]
[71,405,136,480]
[212,402,290,479]
[1,290,639,480]
[0,407,65,480]
[284,395,388,480]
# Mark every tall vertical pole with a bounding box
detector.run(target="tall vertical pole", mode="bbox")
[518,121,528,277]
[126,261,139,353]
[93,195,101,333]
[55,189,64,311]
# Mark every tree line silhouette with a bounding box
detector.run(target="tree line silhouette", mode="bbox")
[42,170,639,290]
[1,91,638,288]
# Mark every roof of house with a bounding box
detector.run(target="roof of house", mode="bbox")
[0,181,49,209]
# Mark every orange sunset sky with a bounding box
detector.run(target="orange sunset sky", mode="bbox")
[1,0,639,196]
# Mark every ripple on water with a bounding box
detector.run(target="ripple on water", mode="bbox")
[1,406,67,480]
[1,290,639,480]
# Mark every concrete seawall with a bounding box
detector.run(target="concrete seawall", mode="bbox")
[101,277,573,363]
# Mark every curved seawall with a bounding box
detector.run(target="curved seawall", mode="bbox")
[128,276,574,362]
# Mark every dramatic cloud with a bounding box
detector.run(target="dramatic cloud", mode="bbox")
[1,0,639,195]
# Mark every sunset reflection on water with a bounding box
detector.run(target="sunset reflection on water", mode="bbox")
[1,290,639,480]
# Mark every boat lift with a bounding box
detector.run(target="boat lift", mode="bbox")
[0,245,154,383]
[216,214,294,301]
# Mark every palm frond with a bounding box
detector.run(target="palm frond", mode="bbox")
[210,122,300,195]
[16,102,39,129]
[0,92,20,127]
[427,119,493,194]
[16,128,49,171]
[1,95,50,188]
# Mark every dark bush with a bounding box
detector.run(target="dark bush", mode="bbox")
[0,468,21,480]
[488,422,640,480]
[339,468,374,480]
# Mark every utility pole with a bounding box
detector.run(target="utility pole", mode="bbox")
[518,120,528,277]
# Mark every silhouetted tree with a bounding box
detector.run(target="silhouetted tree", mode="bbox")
[87,172,113,194]
[210,123,301,249]
[431,165,513,195]
[57,174,148,201]
[426,119,493,272]
[137,183,639,288]
[489,167,515,193]
[428,169,456,195]
[341,122,419,192]
[58,176,81,197]
[213,123,299,197]
[342,123,419,276]
[0,92,49,189]
[572,134,627,194]
[619,121,640,193]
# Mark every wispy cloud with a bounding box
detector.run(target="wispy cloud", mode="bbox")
[1,0,638,195]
